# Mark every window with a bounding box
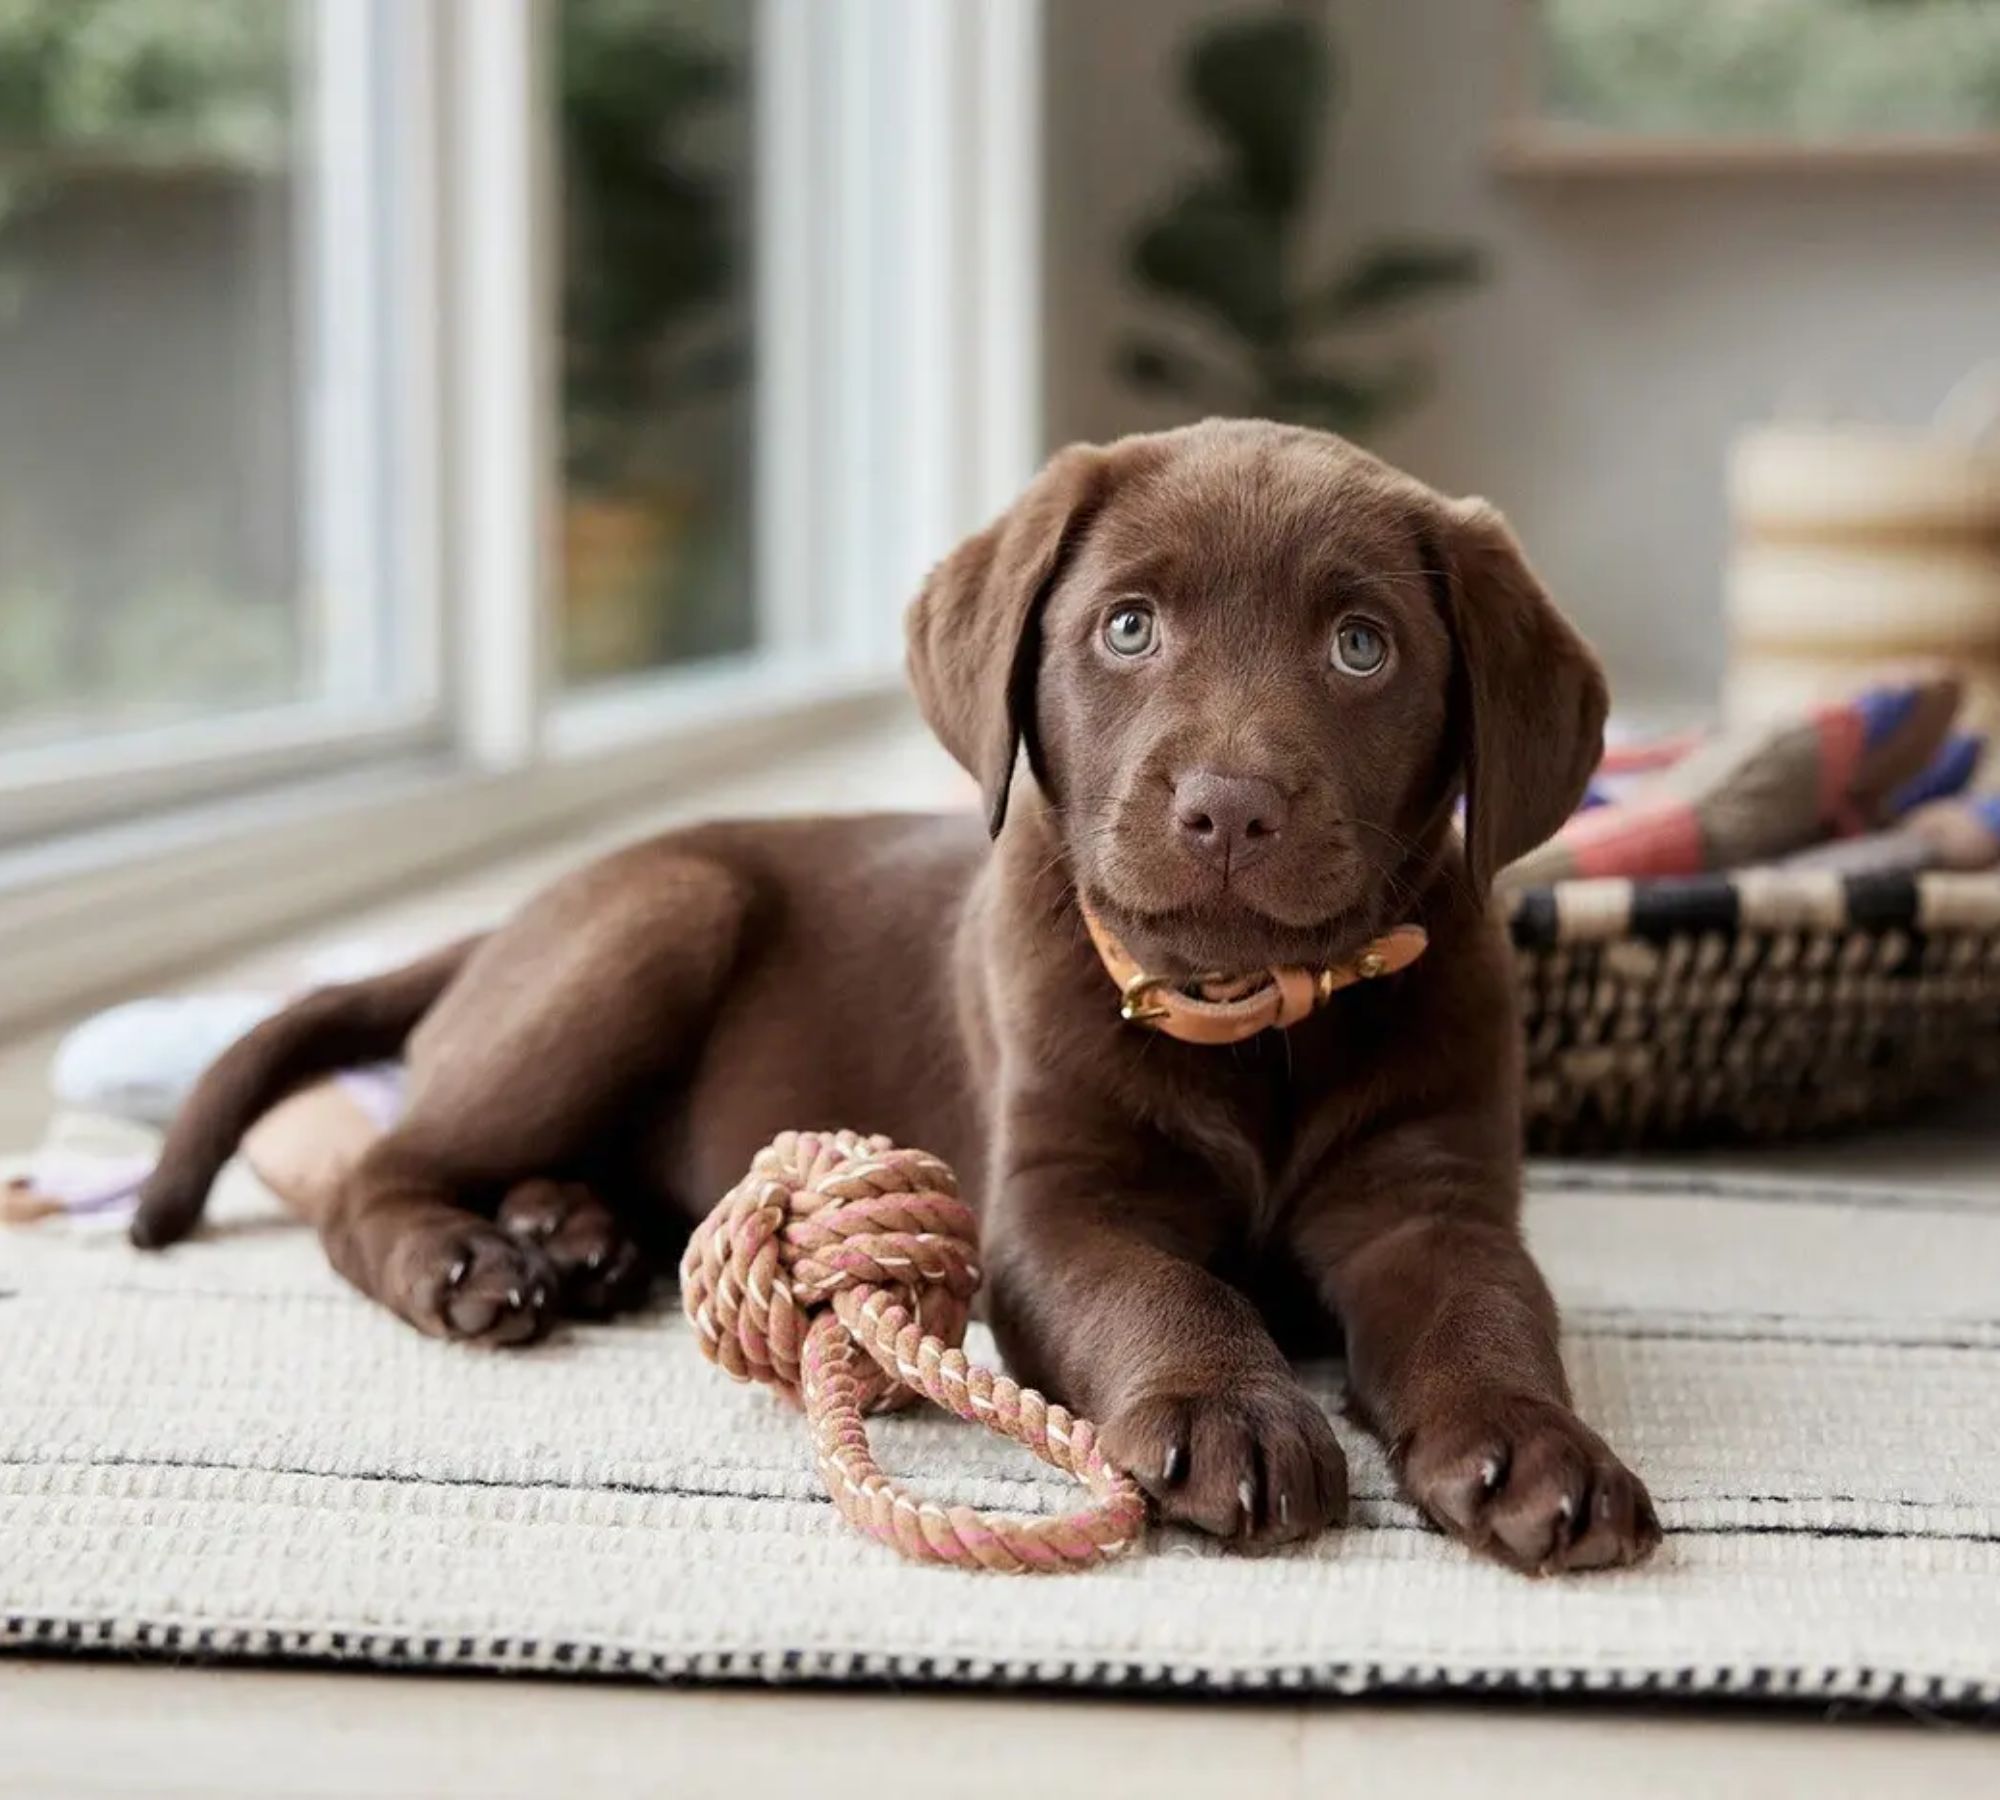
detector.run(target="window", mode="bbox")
[0,0,1043,1031]
[559,0,756,684]
[0,0,438,841]
[0,2,305,746]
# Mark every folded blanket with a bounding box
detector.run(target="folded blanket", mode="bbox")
[1502,675,1971,889]
[1778,792,2000,879]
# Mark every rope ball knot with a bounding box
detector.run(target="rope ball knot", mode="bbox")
[680,1129,979,1412]
[683,1128,1146,1571]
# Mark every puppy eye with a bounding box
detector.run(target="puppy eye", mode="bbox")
[1331,617,1389,677]
[1103,602,1159,658]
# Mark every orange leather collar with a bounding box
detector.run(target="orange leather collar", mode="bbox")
[1078,903,1429,1047]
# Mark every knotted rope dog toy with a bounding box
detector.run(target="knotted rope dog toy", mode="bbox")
[681,1129,1146,1572]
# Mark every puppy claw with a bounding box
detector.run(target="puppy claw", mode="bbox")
[1403,1393,1660,1577]
[385,1223,553,1348]
[1100,1376,1347,1546]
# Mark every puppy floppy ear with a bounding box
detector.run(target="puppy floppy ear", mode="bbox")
[1436,498,1609,891]
[905,445,1109,835]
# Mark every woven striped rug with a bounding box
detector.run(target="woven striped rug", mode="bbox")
[4,1115,1998,1711]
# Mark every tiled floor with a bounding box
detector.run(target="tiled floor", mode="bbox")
[3,715,1996,1796]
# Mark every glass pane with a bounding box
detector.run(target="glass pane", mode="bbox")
[0,0,310,750]
[558,0,756,685]
[1534,0,2000,142]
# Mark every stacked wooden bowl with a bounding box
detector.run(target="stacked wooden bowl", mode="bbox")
[1724,424,2000,756]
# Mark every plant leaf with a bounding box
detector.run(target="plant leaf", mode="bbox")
[1307,240,1485,327]
[1129,179,1287,346]
[1184,12,1330,215]
[1114,337,1232,403]
[1262,357,1430,437]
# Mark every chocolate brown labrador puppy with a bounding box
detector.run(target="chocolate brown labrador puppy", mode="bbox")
[134,419,1660,1575]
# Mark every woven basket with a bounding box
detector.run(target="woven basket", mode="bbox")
[1510,869,2000,1151]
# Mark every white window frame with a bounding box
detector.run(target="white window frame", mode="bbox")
[0,0,449,845]
[0,0,1044,1033]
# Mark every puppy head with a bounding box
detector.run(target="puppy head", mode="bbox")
[906,420,1606,975]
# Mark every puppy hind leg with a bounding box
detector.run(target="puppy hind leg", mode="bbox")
[321,1151,557,1345]
[315,852,753,1341]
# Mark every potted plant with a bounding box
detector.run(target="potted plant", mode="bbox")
[1116,7,1485,439]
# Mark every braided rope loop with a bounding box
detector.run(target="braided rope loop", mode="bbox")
[681,1130,1146,1572]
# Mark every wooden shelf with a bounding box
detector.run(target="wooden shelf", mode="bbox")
[1493,127,2000,179]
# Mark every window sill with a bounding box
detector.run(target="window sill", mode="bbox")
[0,663,908,1035]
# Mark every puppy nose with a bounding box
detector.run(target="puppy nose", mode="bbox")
[1172,771,1289,870]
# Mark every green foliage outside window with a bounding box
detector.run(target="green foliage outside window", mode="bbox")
[1539,0,2000,139]
[0,0,290,168]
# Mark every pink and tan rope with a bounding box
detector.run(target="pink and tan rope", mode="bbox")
[680,1130,1146,1573]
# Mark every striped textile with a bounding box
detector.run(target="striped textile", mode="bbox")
[1506,679,1969,889]
[4,1114,2000,1713]
[1507,865,2000,950]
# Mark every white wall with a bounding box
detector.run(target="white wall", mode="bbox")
[1043,0,2000,708]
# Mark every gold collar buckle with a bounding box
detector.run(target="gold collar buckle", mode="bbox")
[1118,972,1171,1024]
[1119,968,1231,1023]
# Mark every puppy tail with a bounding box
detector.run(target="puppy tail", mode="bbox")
[129,937,480,1249]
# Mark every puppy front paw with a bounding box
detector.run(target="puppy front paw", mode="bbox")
[1101,1375,1348,1544]
[1401,1392,1661,1575]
